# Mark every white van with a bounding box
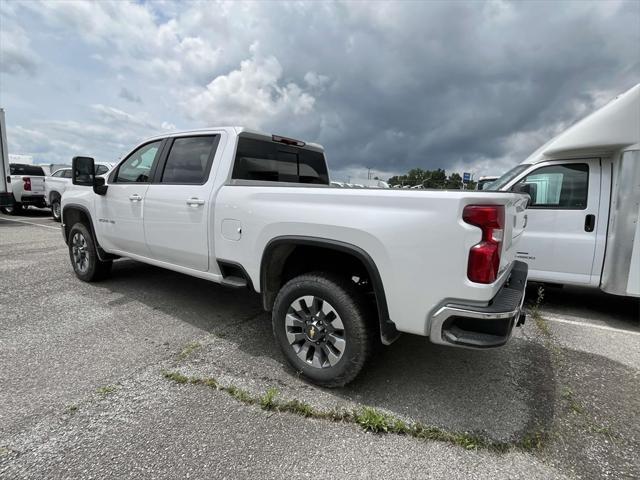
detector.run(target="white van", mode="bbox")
[490,83,640,297]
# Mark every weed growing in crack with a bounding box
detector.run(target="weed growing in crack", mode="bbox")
[178,341,202,360]
[161,371,519,452]
[97,385,117,396]
[260,387,279,410]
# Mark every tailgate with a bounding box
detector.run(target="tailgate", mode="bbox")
[501,194,528,274]
[27,176,45,194]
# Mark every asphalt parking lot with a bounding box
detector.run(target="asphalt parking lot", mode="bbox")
[1,209,639,479]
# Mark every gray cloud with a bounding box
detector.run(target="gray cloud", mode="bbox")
[118,87,142,104]
[2,0,639,179]
[0,25,39,76]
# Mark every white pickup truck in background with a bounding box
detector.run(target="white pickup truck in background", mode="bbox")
[62,128,529,386]
[1,163,47,215]
[45,163,113,221]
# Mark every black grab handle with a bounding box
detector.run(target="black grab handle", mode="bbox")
[584,214,596,232]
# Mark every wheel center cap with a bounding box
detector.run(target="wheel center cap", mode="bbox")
[305,322,324,342]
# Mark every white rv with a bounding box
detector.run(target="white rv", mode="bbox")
[491,83,640,297]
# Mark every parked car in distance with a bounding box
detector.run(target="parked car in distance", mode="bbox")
[490,83,640,297]
[477,176,499,190]
[45,163,113,221]
[62,127,529,386]
[1,163,46,215]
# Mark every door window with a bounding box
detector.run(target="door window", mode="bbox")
[115,141,162,183]
[160,136,219,184]
[51,169,67,178]
[515,164,589,209]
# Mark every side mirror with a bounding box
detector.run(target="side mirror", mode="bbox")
[512,182,531,196]
[72,156,108,195]
[512,182,535,207]
[72,156,95,186]
[94,176,108,196]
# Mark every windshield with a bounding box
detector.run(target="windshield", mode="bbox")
[485,164,530,191]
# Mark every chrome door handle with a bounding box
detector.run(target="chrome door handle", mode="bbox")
[129,194,142,202]
[186,197,205,207]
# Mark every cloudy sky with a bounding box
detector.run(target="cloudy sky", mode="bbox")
[1,0,638,181]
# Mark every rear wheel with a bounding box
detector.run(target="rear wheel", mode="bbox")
[272,272,376,387]
[1,200,23,215]
[51,199,61,222]
[68,223,112,282]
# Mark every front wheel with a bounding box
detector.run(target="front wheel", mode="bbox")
[272,272,376,388]
[68,223,112,282]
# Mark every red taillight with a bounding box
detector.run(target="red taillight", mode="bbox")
[463,205,505,284]
[23,177,31,191]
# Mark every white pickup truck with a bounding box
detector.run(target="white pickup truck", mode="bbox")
[1,163,47,214]
[45,163,113,221]
[62,128,529,386]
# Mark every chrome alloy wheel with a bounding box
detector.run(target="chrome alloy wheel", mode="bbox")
[285,295,346,368]
[71,232,89,273]
[52,202,61,219]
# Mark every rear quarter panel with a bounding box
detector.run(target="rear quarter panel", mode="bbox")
[214,187,526,336]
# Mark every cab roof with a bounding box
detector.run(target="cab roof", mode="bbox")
[144,126,324,152]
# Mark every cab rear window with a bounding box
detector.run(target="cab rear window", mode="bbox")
[10,164,45,176]
[232,137,329,185]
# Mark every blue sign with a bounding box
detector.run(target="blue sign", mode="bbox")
[463,172,471,183]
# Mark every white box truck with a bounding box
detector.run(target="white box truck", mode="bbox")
[0,109,11,209]
[490,83,640,297]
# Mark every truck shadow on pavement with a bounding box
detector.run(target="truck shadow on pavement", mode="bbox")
[99,259,556,444]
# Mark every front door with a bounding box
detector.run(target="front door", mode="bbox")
[95,140,163,256]
[143,135,220,271]
[511,158,601,284]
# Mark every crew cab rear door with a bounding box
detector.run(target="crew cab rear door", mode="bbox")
[143,134,221,271]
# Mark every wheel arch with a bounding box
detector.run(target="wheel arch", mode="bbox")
[260,236,399,345]
[62,204,115,261]
[49,190,61,204]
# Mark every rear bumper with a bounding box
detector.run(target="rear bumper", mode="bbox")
[20,194,45,205]
[429,261,528,348]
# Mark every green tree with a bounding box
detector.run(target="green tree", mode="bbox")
[422,168,446,188]
[445,172,463,189]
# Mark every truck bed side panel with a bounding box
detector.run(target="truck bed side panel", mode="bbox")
[214,187,526,336]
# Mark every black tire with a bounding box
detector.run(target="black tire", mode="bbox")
[68,223,112,282]
[272,272,377,387]
[3,201,23,215]
[51,198,61,222]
